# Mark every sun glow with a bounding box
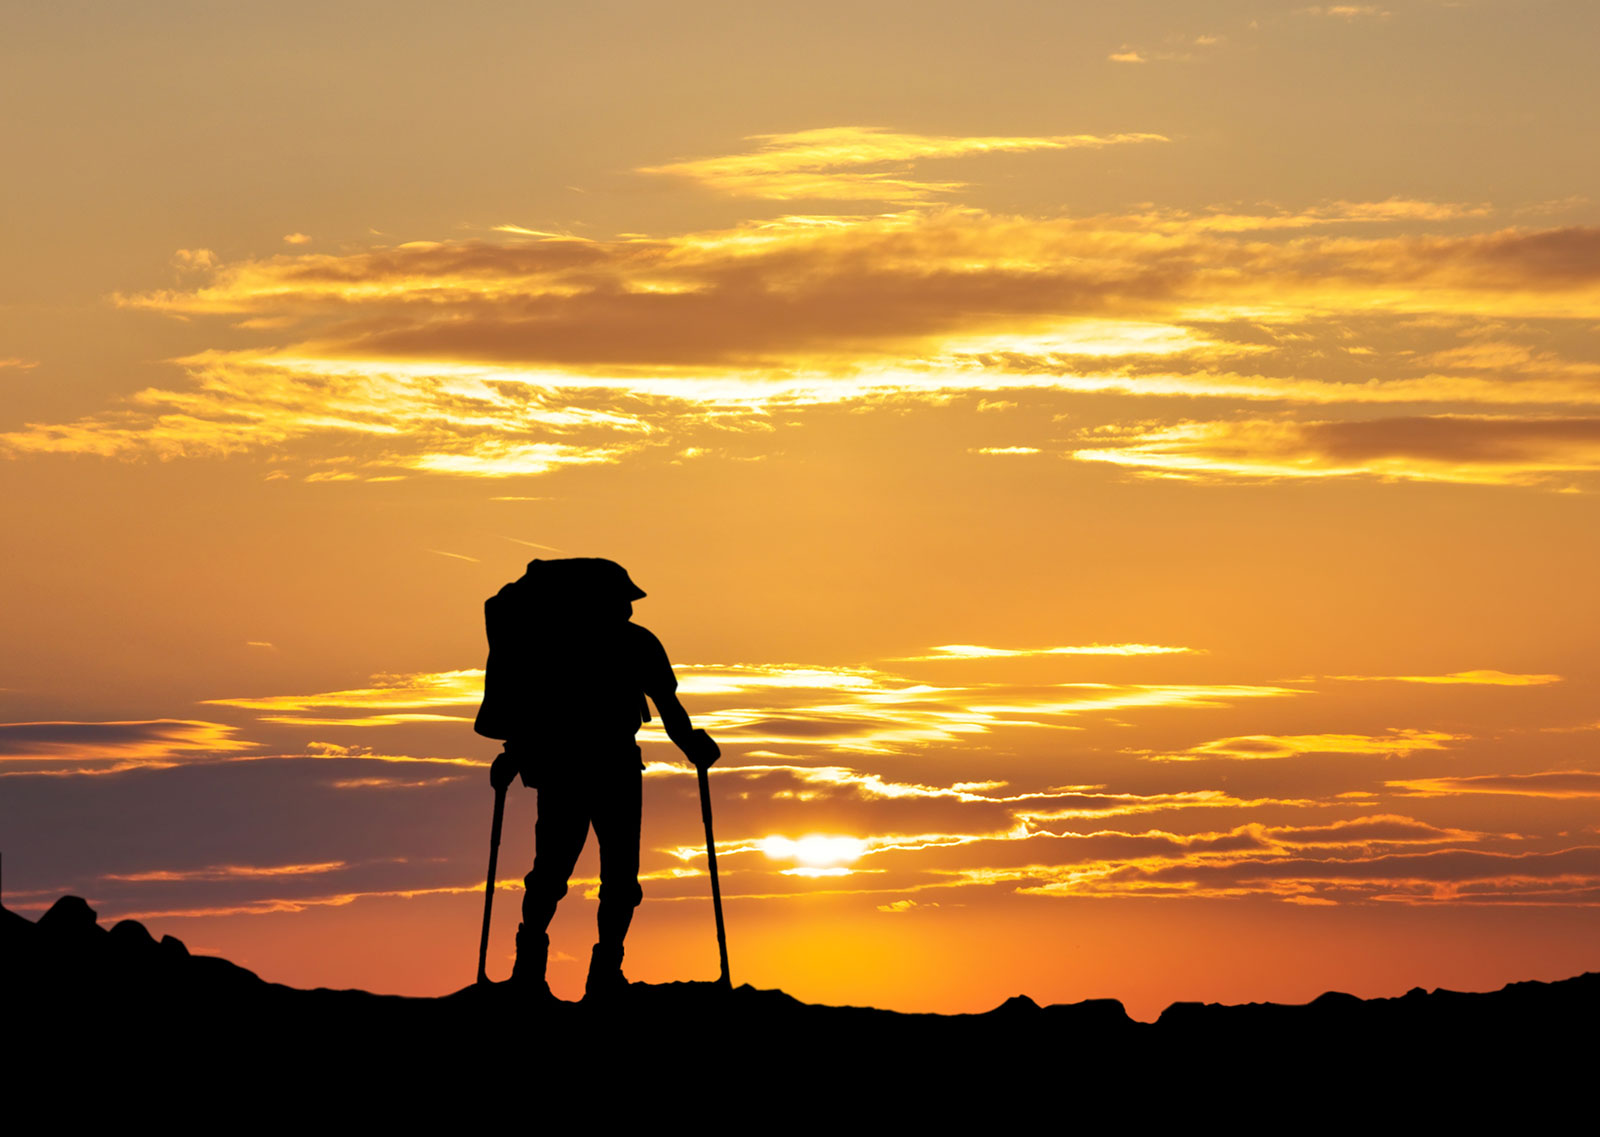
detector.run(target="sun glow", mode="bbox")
[760,834,869,867]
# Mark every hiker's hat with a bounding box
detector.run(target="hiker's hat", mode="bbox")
[526,557,646,601]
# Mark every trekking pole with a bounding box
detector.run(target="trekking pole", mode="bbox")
[694,736,732,988]
[476,776,509,986]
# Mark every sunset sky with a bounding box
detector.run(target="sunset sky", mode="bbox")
[3,1,1597,1018]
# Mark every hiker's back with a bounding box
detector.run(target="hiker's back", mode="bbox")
[474,557,671,747]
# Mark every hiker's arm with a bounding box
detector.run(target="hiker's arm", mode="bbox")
[652,690,719,768]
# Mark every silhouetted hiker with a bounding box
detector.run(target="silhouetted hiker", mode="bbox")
[475,557,719,1000]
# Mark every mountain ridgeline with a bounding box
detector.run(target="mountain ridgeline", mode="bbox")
[5,896,1590,1112]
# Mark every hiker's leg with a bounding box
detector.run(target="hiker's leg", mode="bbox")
[592,758,644,948]
[522,775,592,933]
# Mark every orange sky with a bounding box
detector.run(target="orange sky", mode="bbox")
[3,1,1597,1019]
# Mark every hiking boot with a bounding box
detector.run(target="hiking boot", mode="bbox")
[512,924,554,1001]
[584,943,628,1002]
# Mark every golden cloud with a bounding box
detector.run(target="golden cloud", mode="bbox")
[638,126,1167,202]
[1387,771,1600,799]
[896,643,1200,661]
[0,355,647,479]
[210,662,1302,752]
[0,719,257,775]
[1133,728,1463,762]
[1302,5,1390,19]
[677,665,1303,752]
[103,861,347,882]
[6,205,1600,477]
[1329,670,1564,686]
[1005,844,1600,905]
[205,671,483,727]
[1071,415,1600,486]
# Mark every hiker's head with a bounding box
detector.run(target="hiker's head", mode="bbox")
[525,557,645,622]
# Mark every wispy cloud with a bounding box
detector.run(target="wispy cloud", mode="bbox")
[1133,728,1463,762]
[1108,32,1226,64]
[1072,416,1600,487]
[104,861,347,882]
[897,643,1200,661]
[680,665,1302,752]
[1301,5,1391,19]
[204,671,483,727]
[1006,844,1600,905]
[0,355,647,479]
[0,719,256,775]
[1388,771,1600,799]
[1329,670,1564,686]
[9,202,1600,480]
[638,126,1167,202]
[202,661,1303,751]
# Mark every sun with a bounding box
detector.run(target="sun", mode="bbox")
[760,835,868,869]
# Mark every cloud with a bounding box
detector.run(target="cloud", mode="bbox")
[1107,33,1225,64]
[638,126,1167,202]
[678,665,1303,752]
[1134,728,1463,762]
[1071,415,1600,486]
[1262,814,1477,846]
[672,805,1520,908]
[897,643,1200,661]
[204,671,483,727]
[104,861,347,882]
[172,248,216,270]
[206,662,1303,751]
[0,719,257,775]
[1012,844,1600,905]
[877,899,933,912]
[10,203,1600,478]
[1418,341,1600,374]
[1302,5,1390,19]
[0,355,648,478]
[1329,670,1563,686]
[1387,771,1600,799]
[9,726,1561,926]
[282,233,312,245]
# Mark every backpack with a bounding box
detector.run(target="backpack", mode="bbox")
[473,558,652,742]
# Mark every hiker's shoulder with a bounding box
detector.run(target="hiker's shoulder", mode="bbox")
[626,622,677,691]
[624,621,667,649]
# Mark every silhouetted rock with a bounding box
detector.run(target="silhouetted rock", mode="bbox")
[37,894,102,938]
[109,918,157,952]
[994,993,1040,1015]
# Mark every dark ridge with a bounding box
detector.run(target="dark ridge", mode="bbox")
[5,896,1592,1110]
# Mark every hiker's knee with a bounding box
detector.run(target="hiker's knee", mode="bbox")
[524,868,570,907]
[598,878,643,909]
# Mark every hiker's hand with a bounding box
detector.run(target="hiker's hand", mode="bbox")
[490,750,520,791]
[685,729,720,770]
